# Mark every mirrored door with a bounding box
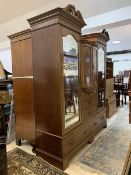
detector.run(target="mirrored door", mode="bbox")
[63,34,79,128]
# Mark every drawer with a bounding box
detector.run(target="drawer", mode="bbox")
[97,110,106,124]
[82,112,106,137]
[90,116,101,132]
[97,109,106,118]
[81,101,97,113]
[107,100,116,117]
[99,114,105,121]
[106,94,116,104]
[82,106,98,122]
[108,101,116,110]
[63,123,90,156]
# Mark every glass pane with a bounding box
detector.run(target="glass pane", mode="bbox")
[98,48,105,108]
[93,47,97,83]
[63,35,79,129]
[84,46,91,85]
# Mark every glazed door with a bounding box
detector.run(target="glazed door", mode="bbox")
[81,43,98,118]
[92,46,98,84]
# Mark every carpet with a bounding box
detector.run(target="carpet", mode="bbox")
[80,106,131,175]
[8,148,68,175]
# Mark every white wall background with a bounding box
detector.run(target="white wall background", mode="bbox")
[0,48,12,73]
[110,53,131,76]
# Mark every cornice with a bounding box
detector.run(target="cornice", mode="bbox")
[83,32,110,43]
[81,36,97,47]
[8,29,31,40]
[27,5,86,29]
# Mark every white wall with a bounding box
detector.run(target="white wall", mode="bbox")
[110,53,131,76]
[0,48,12,73]
[83,6,131,34]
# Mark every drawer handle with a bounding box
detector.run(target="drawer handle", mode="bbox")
[101,117,104,119]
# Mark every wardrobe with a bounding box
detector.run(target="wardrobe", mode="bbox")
[9,4,109,170]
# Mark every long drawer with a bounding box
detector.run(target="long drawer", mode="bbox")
[63,110,106,157]
[63,122,90,156]
[90,111,106,132]
[107,100,116,118]
[106,94,116,104]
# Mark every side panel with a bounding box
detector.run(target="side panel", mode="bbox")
[13,78,35,143]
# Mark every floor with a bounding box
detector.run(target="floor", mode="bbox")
[7,102,130,175]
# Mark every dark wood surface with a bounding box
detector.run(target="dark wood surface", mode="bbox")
[106,78,114,98]
[27,6,108,170]
[80,42,98,121]
[106,58,113,79]
[9,30,36,145]
[29,6,84,168]
[9,5,109,170]
[106,95,116,118]
[106,50,116,118]
[9,29,33,77]
[129,101,131,124]
[32,25,63,136]
[13,79,35,143]
[28,4,94,170]
[105,78,116,118]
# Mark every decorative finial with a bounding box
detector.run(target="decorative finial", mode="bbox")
[101,29,109,39]
[63,4,85,22]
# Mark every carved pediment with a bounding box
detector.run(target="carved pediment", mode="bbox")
[101,29,110,40]
[28,4,86,29]
[63,4,85,23]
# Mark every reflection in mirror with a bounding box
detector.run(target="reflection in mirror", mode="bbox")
[93,47,97,83]
[84,46,91,85]
[63,35,79,128]
[98,48,105,108]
